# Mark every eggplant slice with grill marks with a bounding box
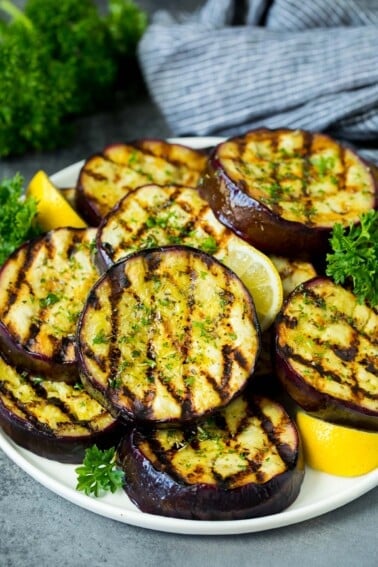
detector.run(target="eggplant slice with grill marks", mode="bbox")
[76,139,207,226]
[275,277,378,431]
[117,392,304,520]
[96,183,235,272]
[269,255,317,298]
[0,227,99,382]
[199,128,377,258]
[95,183,284,334]
[77,246,261,426]
[0,353,123,463]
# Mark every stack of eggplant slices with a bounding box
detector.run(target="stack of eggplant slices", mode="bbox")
[0,129,377,521]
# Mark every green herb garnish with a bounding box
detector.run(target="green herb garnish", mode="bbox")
[0,173,41,266]
[39,292,60,308]
[200,236,218,255]
[326,210,378,306]
[92,330,109,345]
[0,0,147,157]
[75,445,125,497]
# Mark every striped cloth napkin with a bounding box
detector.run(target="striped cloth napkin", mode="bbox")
[138,0,378,164]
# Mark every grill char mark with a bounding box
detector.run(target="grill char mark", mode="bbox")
[81,247,258,424]
[1,242,39,318]
[133,141,205,173]
[136,395,293,488]
[280,284,378,403]
[107,186,224,264]
[249,397,297,468]
[301,130,315,224]
[0,375,97,434]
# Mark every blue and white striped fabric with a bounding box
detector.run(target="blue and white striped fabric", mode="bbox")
[138,0,378,164]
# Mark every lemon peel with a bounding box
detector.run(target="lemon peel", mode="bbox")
[219,238,283,331]
[296,410,378,477]
[27,170,87,231]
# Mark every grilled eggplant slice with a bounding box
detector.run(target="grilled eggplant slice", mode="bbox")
[76,139,207,225]
[96,183,284,333]
[269,255,317,298]
[96,183,233,271]
[77,246,260,425]
[275,277,378,431]
[0,228,99,382]
[117,392,304,520]
[0,353,123,463]
[199,128,377,258]
[253,256,316,380]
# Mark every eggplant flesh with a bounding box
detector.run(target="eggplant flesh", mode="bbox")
[275,277,378,431]
[0,353,123,463]
[199,128,377,258]
[117,393,304,520]
[96,182,248,273]
[0,227,99,382]
[76,139,207,225]
[77,245,260,426]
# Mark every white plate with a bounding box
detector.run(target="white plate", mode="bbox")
[1,136,377,536]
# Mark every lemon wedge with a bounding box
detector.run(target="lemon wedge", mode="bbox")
[296,410,378,477]
[27,170,87,231]
[217,237,283,331]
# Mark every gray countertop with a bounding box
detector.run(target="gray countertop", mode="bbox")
[1,2,377,565]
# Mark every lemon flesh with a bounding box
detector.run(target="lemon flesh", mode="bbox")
[296,410,378,477]
[27,170,87,231]
[220,238,283,331]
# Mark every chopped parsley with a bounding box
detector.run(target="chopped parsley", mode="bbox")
[39,292,60,308]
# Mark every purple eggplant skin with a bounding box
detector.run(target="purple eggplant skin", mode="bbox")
[117,429,304,521]
[199,157,327,259]
[0,399,126,464]
[274,276,378,432]
[0,324,78,384]
[94,199,124,274]
[0,244,78,384]
[275,350,378,432]
[0,228,100,384]
[77,245,261,427]
[199,135,378,260]
[75,153,104,227]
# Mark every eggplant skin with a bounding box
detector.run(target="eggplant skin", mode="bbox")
[275,277,378,431]
[0,227,99,383]
[0,402,124,464]
[76,139,207,226]
[0,322,77,385]
[118,433,302,521]
[199,128,377,258]
[0,353,125,463]
[117,394,304,521]
[200,159,326,258]
[77,245,260,426]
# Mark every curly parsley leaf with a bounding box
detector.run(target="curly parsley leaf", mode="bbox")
[326,210,378,306]
[0,173,41,266]
[0,0,147,157]
[75,445,125,497]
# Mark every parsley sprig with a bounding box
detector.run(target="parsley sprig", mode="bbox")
[326,210,378,306]
[75,445,125,497]
[0,174,41,266]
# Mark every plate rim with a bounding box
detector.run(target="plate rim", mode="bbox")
[1,429,377,536]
